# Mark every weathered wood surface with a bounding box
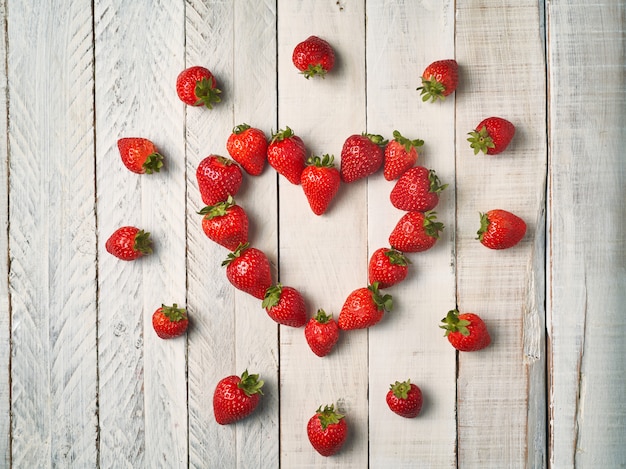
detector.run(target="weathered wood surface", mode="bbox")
[0,0,624,467]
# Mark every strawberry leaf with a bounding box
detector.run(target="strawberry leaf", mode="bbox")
[440,309,471,336]
[316,404,344,430]
[314,309,333,324]
[161,304,187,322]
[194,76,222,109]
[369,282,393,312]
[467,126,495,155]
[390,380,412,399]
[133,230,153,255]
[238,370,264,397]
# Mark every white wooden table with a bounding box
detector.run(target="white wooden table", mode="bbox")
[1,1,624,467]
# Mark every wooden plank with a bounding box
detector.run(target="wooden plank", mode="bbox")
[6,1,99,467]
[184,1,279,467]
[276,1,369,466]
[547,1,626,466]
[94,1,187,467]
[366,1,457,467]
[454,0,547,467]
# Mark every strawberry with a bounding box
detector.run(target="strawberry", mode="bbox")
[440,309,491,352]
[306,404,348,457]
[340,133,388,183]
[386,380,423,418]
[389,211,444,253]
[105,226,152,261]
[267,127,307,185]
[477,209,526,249]
[196,155,243,207]
[301,154,341,215]
[176,65,221,108]
[338,282,393,330]
[390,166,447,212]
[467,117,516,155]
[222,243,272,299]
[261,284,307,327]
[292,35,335,79]
[368,247,410,289]
[198,196,249,251]
[226,123,268,176]
[416,59,459,102]
[213,370,264,425]
[304,309,340,357]
[152,304,189,339]
[117,137,164,174]
[383,130,424,181]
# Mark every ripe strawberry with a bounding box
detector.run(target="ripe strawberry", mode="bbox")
[368,247,411,289]
[226,123,268,176]
[386,380,423,418]
[389,211,444,253]
[152,304,189,339]
[301,154,341,215]
[340,133,388,183]
[117,137,164,174]
[196,155,243,207]
[213,370,264,425]
[304,309,340,357]
[198,196,249,251]
[477,209,526,249]
[261,284,307,327]
[338,282,393,330]
[176,65,222,108]
[390,166,447,212]
[267,127,307,185]
[416,59,459,102]
[292,36,335,79]
[467,117,515,155]
[222,243,272,299]
[306,404,348,457]
[383,130,424,181]
[440,309,491,352]
[105,226,152,261]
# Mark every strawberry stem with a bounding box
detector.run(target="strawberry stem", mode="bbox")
[384,248,411,266]
[238,370,264,396]
[143,152,164,174]
[368,282,393,312]
[390,380,412,399]
[315,404,344,430]
[314,309,333,324]
[467,126,495,155]
[133,230,152,255]
[476,212,490,241]
[392,130,424,152]
[262,283,283,309]
[416,76,446,102]
[423,211,445,239]
[198,195,236,219]
[440,309,471,337]
[222,242,249,266]
[232,123,251,134]
[194,76,222,109]
[161,304,187,322]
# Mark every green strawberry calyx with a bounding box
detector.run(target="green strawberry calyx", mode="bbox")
[198,195,236,220]
[467,126,495,155]
[440,309,471,337]
[368,282,393,312]
[313,308,333,324]
[362,133,389,147]
[315,404,345,430]
[221,242,249,267]
[133,229,153,255]
[142,151,164,174]
[390,379,413,399]
[232,123,251,134]
[261,283,284,309]
[476,212,491,241]
[194,76,222,109]
[416,76,446,102]
[306,154,335,168]
[270,126,295,143]
[428,169,448,194]
[423,211,445,239]
[161,303,188,323]
[238,369,264,397]
[384,249,411,267]
[392,130,424,152]
[302,64,328,79]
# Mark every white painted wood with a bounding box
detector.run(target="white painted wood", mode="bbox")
[94,1,187,467]
[7,1,99,467]
[455,1,548,467]
[366,1,457,467]
[547,1,626,466]
[276,1,370,467]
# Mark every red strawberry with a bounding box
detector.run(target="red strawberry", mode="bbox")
[261,284,307,327]
[117,137,164,174]
[383,130,424,181]
[196,155,243,207]
[416,59,459,102]
[368,247,411,289]
[226,123,268,176]
[222,243,272,299]
[176,65,222,108]
[477,209,526,249]
[267,127,307,185]
[386,380,423,418]
[338,282,393,330]
[440,309,491,352]
[467,117,516,155]
[213,370,264,425]
[390,166,447,212]
[304,309,340,357]
[105,226,152,261]
[198,196,249,251]
[340,133,388,183]
[306,404,348,457]
[301,154,341,215]
[292,36,336,79]
[152,304,189,339]
[389,211,444,253]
